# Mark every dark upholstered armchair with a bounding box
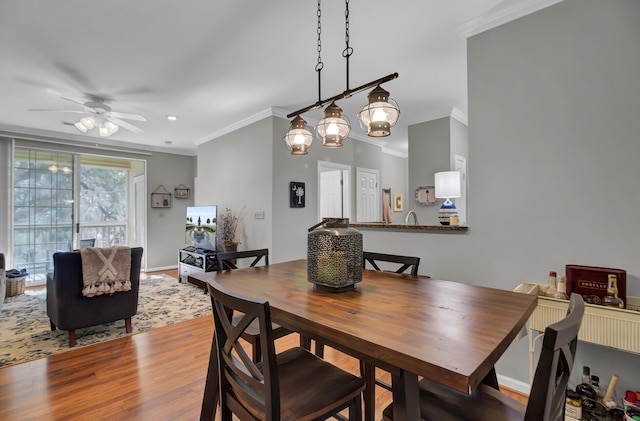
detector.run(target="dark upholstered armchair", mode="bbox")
[47,247,143,347]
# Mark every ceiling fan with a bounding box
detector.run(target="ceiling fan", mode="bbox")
[29,96,146,137]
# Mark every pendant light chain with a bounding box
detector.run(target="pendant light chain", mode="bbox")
[316,0,324,103]
[343,0,353,91]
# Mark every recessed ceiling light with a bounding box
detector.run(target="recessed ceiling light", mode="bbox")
[166,115,178,121]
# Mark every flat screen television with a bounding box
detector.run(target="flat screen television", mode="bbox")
[185,205,217,251]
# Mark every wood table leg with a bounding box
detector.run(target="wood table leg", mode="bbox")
[481,366,499,390]
[199,334,219,421]
[391,370,420,421]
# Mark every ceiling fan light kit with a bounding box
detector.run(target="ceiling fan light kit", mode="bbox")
[30,96,146,138]
[283,0,399,155]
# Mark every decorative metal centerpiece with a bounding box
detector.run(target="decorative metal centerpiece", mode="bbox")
[307,218,363,292]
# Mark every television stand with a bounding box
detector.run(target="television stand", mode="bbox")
[178,248,218,291]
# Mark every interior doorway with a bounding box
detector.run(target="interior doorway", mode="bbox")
[318,161,351,219]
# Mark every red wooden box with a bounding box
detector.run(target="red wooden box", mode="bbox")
[565,264,626,308]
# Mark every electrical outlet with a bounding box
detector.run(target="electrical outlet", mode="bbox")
[254,210,265,219]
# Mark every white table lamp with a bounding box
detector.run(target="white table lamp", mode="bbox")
[435,171,461,226]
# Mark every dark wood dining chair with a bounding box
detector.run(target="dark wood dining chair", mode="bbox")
[215,248,293,363]
[382,293,585,421]
[362,251,420,276]
[207,280,365,421]
[215,248,269,270]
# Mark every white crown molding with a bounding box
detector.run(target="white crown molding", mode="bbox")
[457,0,566,39]
[194,108,274,145]
[381,146,408,159]
[408,107,468,127]
[450,107,468,126]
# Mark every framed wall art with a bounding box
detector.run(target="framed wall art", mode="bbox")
[174,184,190,199]
[290,182,305,208]
[151,185,173,208]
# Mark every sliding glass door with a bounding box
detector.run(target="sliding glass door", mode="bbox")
[13,149,145,286]
[13,150,74,285]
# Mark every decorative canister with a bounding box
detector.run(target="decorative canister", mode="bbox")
[307,218,363,291]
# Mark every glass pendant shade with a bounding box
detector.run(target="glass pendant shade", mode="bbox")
[74,116,96,133]
[315,102,351,147]
[358,85,400,137]
[283,116,313,155]
[99,120,119,137]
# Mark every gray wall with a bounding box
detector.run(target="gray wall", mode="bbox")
[467,0,640,391]
[146,151,196,269]
[408,117,456,225]
[195,117,274,252]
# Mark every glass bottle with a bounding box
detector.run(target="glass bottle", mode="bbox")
[546,271,557,296]
[602,274,624,308]
[553,275,569,300]
[590,375,605,401]
[576,366,597,415]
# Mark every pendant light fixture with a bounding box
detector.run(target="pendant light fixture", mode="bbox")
[283,115,313,155]
[357,85,400,137]
[316,102,350,147]
[284,0,399,155]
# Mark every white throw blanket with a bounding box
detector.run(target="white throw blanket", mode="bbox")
[80,246,132,297]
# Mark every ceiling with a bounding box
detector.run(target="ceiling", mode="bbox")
[0,0,557,156]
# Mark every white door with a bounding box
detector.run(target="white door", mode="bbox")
[317,161,351,220]
[356,168,379,222]
[320,170,343,218]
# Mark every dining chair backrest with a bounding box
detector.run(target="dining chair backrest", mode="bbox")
[216,248,269,270]
[208,280,280,419]
[525,293,585,421]
[363,251,420,276]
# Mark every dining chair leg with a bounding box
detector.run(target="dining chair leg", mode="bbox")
[314,339,325,358]
[299,334,312,351]
[251,338,261,363]
[362,362,376,421]
[200,335,219,421]
[349,395,363,421]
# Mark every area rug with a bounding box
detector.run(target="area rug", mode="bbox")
[0,275,211,368]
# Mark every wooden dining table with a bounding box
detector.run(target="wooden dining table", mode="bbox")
[198,259,538,421]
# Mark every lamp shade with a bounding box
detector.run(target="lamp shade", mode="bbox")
[434,171,461,199]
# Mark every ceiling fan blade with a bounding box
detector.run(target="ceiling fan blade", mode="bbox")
[108,111,147,122]
[59,97,88,107]
[28,108,86,114]
[107,117,144,134]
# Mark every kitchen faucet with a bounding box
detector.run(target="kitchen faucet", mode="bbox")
[405,210,418,225]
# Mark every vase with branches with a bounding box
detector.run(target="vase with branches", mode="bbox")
[217,206,246,250]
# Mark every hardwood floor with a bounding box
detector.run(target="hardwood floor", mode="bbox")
[0,269,527,420]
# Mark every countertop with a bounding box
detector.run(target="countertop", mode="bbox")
[350,222,468,232]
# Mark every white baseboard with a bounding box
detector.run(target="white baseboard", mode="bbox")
[497,374,531,395]
[145,264,178,273]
